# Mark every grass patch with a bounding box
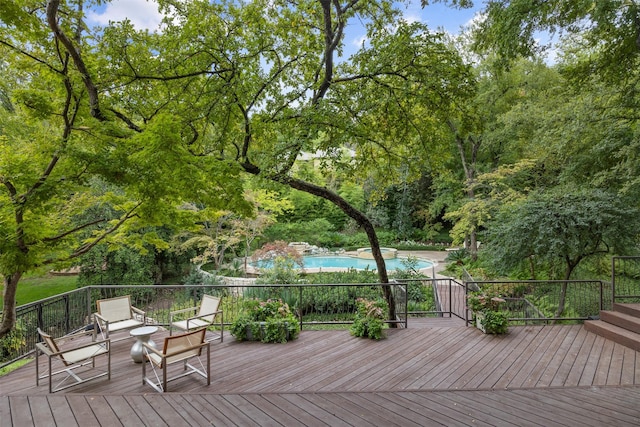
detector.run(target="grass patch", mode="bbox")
[0,274,78,307]
[0,358,30,376]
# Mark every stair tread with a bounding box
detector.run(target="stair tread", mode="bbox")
[585,319,640,337]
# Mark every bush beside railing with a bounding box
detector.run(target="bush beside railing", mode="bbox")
[1,277,610,368]
[464,280,609,326]
[1,283,410,367]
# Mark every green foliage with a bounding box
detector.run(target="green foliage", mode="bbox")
[78,246,155,286]
[230,298,300,343]
[485,188,640,280]
[350,298,388,340]
[468,290,509,334]
[474,0,640,83]
[255,256,301,285]
[391,256,430,280]
[478,310,509,335]
[182,269,223,287]
[0,319,26,362]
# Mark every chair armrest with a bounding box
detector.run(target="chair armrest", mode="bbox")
[38,338,110,358]
[187,309,222,322]
[142,342,163,357]
[169,306,198,323]
[164,341,209,358]
[131,306,145,316]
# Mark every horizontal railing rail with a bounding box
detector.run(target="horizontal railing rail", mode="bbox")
[3,282,414,368]
[464,279,609,326]
[1,277,609,368]
[612,256,640,304]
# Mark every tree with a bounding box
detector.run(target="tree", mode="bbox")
[96,1,475,322]
[485,188,640,316]
[470,0,640,84]
[0,0,249,338]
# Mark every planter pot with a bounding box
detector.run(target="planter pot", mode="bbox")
[475,312,486,333]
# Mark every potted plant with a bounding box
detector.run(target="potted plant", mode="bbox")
[467,291,509,334]
[350,298,388,340]
[230,298,300,343]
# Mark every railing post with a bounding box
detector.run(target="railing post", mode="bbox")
[87,286,93,326]
[298,286,303,331]
[64,294,70,333]
[404,283,408,328]
[611,256,616,306]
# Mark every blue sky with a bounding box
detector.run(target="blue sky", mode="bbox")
[87,0,482,39]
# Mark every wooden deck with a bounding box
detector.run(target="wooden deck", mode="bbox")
[2,321,640,426]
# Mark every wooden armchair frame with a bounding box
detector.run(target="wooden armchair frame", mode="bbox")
[94,295,146,342]
[142,328,211,392]
[36,328,111,393]
[169,294,223,342]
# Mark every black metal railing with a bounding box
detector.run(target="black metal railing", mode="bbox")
[463,280,609,326]
[1,276,611,368]
[612,256,640,304]
[2,282,413,367]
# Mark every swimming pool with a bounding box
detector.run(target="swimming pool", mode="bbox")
[252,255,434,272]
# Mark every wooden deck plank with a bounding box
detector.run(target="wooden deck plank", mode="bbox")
[561,328,596,386]
[409,390,539,427]
[3,323,640,426]
[424,330,504,388]
[607,343,626,385]
[297,393,375,426]
[218,394,273,426]
[621,346,636,385]
[535,325,581,387]
[480,388,602,427]
[8,397,33,427]
[341,391,434,427]
[550,327,592,387]
[593,339,616,385]
[530,388,640,425]
[407,329,495,389]
[158,394,213,426]
[261,393,332,427]
[81,396,122,427]
[503,324,565,388]
[393,391,494,427]
[450,326,539,390]
[186,395,239,426]
[102,395,145,426]
[578,334,606,386]
[516,324,576,388]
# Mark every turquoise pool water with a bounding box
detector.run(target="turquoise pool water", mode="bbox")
[252,255,433,271]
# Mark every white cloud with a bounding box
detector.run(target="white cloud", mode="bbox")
[86,0,163,31]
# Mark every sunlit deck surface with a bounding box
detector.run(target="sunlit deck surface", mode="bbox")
[2,318,640,426]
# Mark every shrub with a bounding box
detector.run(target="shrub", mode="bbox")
[350,298,388,340]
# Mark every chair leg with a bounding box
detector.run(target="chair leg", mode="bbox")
[206,343,211,386]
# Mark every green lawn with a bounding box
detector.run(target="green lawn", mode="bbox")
[0,274,79,307]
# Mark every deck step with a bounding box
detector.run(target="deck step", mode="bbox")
[584,303,640,351]
[584,320,640,352]
[612,302,640,318]
[599,310,640,334]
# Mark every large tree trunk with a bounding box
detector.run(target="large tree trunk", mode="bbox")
[0,272,23,339]
[281,177,397,324]
[554,259,578,321]
[242,165,397,323]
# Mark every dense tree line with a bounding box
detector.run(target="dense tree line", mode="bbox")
[1,0,639,337]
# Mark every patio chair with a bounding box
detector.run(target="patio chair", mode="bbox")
[169,294,224,342]
[36,328,111,393]
[94,295,146,342]
[142,328,211,392]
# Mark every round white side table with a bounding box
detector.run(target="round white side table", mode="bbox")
[130,326,158,363]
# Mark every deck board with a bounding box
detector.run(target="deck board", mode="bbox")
[2,323,640,426]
